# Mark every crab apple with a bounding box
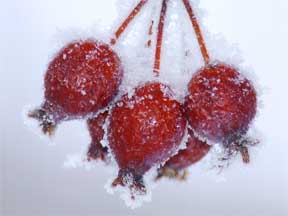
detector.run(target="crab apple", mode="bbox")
[87,111,109,162]
[29,40,123,135]
[157,129,210,180]
[108,82,186,194]
[185,63,257,163]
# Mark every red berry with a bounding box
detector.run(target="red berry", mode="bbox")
[185,63,257,163]
[29,40,123,135]
[157,129,210,180]
[108,82,186,194]
[87,111,109,162]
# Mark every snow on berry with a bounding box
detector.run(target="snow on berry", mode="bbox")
[24,0,262,209]
[108,82,186,195]
[185,63,257,163]
[29,40,123,135]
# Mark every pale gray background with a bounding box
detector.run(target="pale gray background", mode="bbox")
[1,0,288,215]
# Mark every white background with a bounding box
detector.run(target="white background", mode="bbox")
[1,0,288,215]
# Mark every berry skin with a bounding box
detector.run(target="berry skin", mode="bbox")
[157,129,210,180]
[108,82,186,194]
[185,63,257,163]
[87,111,109,162]
[29,40,123,135]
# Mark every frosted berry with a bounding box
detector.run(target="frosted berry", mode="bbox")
[87,111,109,162]
[108,82,186,194]
[185,63,257,163]
[29,40,123,135]
[157,129,210,180]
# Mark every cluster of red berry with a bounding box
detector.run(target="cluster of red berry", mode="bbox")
[29,0,257,196]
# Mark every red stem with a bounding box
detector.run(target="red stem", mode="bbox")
[148,20,154,36]
[146,20,154,47]
[111,0,149,45]
[182,0,210,65]
[153,0,169,76]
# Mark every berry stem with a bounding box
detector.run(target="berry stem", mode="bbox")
[148,20,154,36]
[111,0,149,45]
[153,0,169,76]
[182,0,210,65]
[146,20,154,48]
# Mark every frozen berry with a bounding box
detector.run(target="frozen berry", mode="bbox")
[108,82,186,194]
[87,111,109,162]
[29,40,123,135]
[185,63,257,163]
[157,129,210,180]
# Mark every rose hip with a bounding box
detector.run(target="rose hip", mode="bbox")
[185,63,257,163]
[108,82,186,194]
[182,0,258,164]
[157,129,210,180]
[29,40,123,135]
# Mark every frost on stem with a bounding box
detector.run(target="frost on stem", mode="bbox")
[153,0,169,76]
[111,0,149,45]
[112,169,146,198]
[182,0,210,65]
